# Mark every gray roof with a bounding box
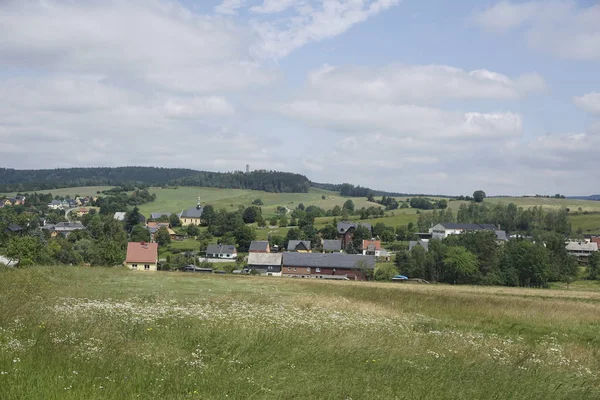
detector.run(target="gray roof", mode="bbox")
[566,241,598,252]
[437,223,497,230]
[113,212,126,221]
[495,230,508,241]
[337,221,372,234]
[323,240,342,252]
[283,252,375,270]
[248,253,282,266]
[151,213,171,219]
[287,240,311,251]
[409,240,429,251]
[206,244,237,255]
[249,241,269,252]
[180,206,203,219]
[49,200,62,206]
[54,222,85,231]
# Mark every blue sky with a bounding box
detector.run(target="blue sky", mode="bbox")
[0,0,599,195]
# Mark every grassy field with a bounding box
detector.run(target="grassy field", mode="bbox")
[1,266,600,399]
[487,197,600,212]
[569,213,600,234]
[0,186,114,198]
[137,187,381,218]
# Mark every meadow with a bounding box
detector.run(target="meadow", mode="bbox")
[1,266,599,399]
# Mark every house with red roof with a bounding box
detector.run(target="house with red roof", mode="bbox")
[125,242,159,271]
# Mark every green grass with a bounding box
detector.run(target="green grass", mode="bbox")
[1,266,600,399]
[486,197,600,212]
[569,213,600,234]
[0,186,114,198]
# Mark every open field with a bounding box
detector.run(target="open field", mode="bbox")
[138,187,381,218]
[569,213,600,234]
[487,197,600,212]
[0,186,114,198]
[1,267,600,399]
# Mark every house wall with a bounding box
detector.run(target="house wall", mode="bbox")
[207,253,237,259]
[282,266,312,276]
[312,267,367,281]
[126,262,157,271]
[181,217,201,226]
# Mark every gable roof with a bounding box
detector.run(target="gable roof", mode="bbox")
[566,241,598,252]
[126,242,158,264]
[362,239,381,251]
[283,252,375,270]
[206,244,237,255]
[323,240,342,252]
[436,223,497,231]
[49,200,62,206]
[151,212,171,220]
[249,241,269,252]
[54,222,85,231]
[337,221,372,234]
[287,240,311,251]
[180,206,203,219]
[248,252,283,266]
[409,240,429,251]
[6,223,22,232]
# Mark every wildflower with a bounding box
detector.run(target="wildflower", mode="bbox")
[12,358,20,363]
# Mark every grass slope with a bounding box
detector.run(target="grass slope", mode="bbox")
[0,186,114,198]
[1,267,599,399]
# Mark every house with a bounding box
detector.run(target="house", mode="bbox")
[150,212,171,220]
[76,208,90,217]
[409,240,430,252]
[48,200,63,210]
[205,244,237,259]
[429,223,503,240]
[247,253,283,276]
[113,212,126,221]
[282,252,376,281]
[337,221,372,248]
[146,222,171,236]
[152,227,177,241]
[287,240,311,252]
[125,242,159,271]
[179,205,203,226]
[13,196,26,206]
[323,239,342,253]
[566,241,598,262]
[50,221,85,237]
[249,241,270,253]
[362,239,382,257]
[4,223,23,235]
[3,199,13,207]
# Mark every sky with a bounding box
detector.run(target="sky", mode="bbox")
[0,0,599,196]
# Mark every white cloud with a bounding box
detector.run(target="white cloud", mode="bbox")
[215,0,247,15]
[251,0,401,59]
[473,1,600,61]
[574,92,600,114]
[164,96,235,118]
[250,0,300,14]
[278,101,522,139]
[306,64,545,102]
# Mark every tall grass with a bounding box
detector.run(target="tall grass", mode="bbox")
[1,267,599,399]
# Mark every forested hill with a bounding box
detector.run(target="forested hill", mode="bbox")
[0,167,310,193]
[311,182,451,198]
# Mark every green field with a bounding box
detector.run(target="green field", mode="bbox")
[486,197,600,212]
[569,213,600,234]
[1,266,599,399]
[1,186,114,198]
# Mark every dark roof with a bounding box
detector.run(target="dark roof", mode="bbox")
[206,244,237,255]
[323,240,342,252]
[409,240,429,251]
[283,252,375,270]
[180,206,203,219]
[249,241,269,252]
[437,223,497,231]
[6,223,22,232]
[495,230,508,241]
[287,240,311,251]
[337,221,372,234]
[54,222,85,231]
[151,213,171,219]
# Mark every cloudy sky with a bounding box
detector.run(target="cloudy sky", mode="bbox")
[1,0,599,195]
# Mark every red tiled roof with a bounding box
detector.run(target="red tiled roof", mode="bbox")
[362,240,381,250]
[126,242,158,264]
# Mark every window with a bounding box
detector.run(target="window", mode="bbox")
[132,264,137,270]
[316,268,321,273]
[307,267,311,272]
[287,267,291,271]
[144,264,150,270]
[293,267,297,271]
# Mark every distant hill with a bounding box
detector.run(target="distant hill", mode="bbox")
[0,167,310,194]
[568,195,600,201]
[311,182,452,198]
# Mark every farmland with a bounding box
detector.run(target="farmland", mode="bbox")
[1,266,599,399]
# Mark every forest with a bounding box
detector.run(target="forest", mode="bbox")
[0,167,311,193]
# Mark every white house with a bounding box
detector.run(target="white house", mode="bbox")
[205,244,237,259]
[429,223,504,240]
[48,200,63,210]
